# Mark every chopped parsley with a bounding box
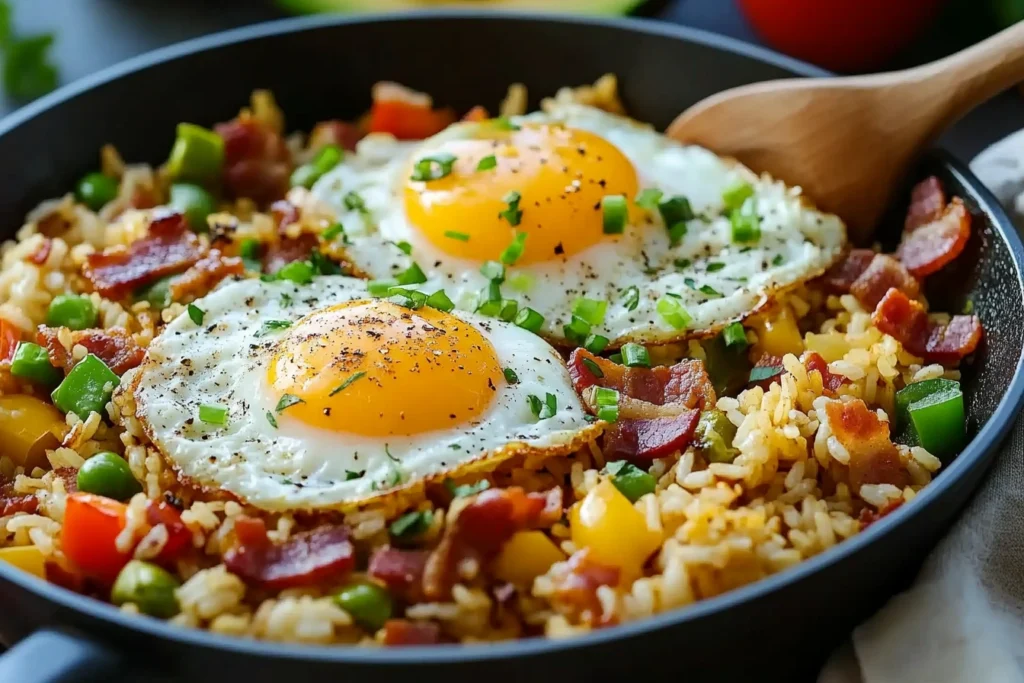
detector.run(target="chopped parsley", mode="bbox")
[772,254,785,267]
[322,222,346,243]
[389,510,433,539]
[344,470,364,481]
[330,371,367,396]
[266,411,278,428]
[187,304,205,325]
[476,155,497,171]
[343,191,368,213]
[394,241,413,255]
[410,152,457,182]
[503,367,519,384]
[275,393,304,412]
[706,262,725,272]
[257,319,292,336]
[444,230,470,242]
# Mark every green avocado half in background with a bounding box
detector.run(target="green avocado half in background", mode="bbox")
[276,0,648,15]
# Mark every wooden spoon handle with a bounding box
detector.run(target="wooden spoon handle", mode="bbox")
[909,21,1024,134]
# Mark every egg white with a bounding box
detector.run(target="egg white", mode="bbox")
[301,102,845,347]
[124,276,597,512]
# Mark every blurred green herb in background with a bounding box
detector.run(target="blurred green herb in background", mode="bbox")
[0,0,58,101]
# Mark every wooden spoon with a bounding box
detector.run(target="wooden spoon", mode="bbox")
[667,21,1024,243]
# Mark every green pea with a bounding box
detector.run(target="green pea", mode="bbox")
[274,260,315,284]
[334,582,392,632]
[169,183,216,232]
[77,451,142,501]
[75,172,119,212]
[46,294,97,331]
[50,353,119,418]
[111,560,180,618]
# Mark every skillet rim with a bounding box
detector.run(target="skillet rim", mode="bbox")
[0,10,1021,667]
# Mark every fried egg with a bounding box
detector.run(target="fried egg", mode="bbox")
[124,276,598,512]
[302,101,845,348]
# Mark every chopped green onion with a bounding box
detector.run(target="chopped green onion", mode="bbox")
[667,222,687,246]
[722,182,754,212]
[563,315,591,345]
[601,194,627,234]
[388,288,427,310]
[257,319,291,336]
[47,294,97,331]
[503,368,519,384]
[290,145,343,189]
[706,262,726,273]
[581,357,604,378]
[240,238,262,260]
[499,190,523,226]
[498,299,519,323]
[396,262,427,286]
[514,307,544,333]
[604,461,656,502]
[584,334,609,354]
[634,188,664,210]
[621,343,650,368]
[507,272,534,292]
[390,510,433,539]
[609,352,623,364]
[425,289,455,312]
[275,393,304,412]
[528,393,557,420]
[622,286,640,312]
[330,371,367,396]
[480,261,505,282]
[572,298,608,326]
[594,386,619,423]
[187,304,205,325]
[343,192,367,213]
[368,279,398,297]
[445,479,490,498]
[476,300,501,317]
[658,196,694,226]
[722,322,747,349]
[50,354,119,418]
[10,342,61,387]
[309,248,341,276]
[166,123,224,186]
[198,403,228,425]
[656,296,691,330]
[394,241,413,255]
[480,281,502,304]
[731,199,761,243]
[476,155,497,171]
[771,254,785,267]
[500,231,528,265]
[275,260,316,284]
[410,152,457,181]
[444,230,470,242]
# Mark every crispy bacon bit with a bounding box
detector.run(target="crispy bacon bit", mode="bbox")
[858,499,904,529]
[168,250,244,301]
[216,116,292,205]
[905,176,947,232]
[603,410,701,461]
[803,352,848,396]
[53,467,79,494]
[823,250,919,309]
[423,487,561,600]
[368,546,429,602]
[872,288,983,365]
[896,198,971,278]
[0,488,38,516]
[223,517,355,590]
[309,120,363,152]
[548,549,620,625]
[568,349,715,410]
[270,200,300,230]
[29,237,52,265]
[145,501,192,565]
[382,619,442,646]
[462,105,490,122]
[37,326,145,376]
[824,399,908,491]
[83,211,203,299]
[263,233,318,275]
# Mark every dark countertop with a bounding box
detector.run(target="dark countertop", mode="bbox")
[2,0,1021,162]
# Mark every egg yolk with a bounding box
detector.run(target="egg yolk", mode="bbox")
[403,123,639,265]
[266,300,503,437]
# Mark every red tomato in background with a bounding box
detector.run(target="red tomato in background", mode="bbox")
[738,0,946,72]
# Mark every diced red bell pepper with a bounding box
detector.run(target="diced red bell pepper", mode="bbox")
[61,493,131,584]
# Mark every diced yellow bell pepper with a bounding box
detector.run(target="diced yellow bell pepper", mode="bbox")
[570,480,662,578]
[492,530,565,586]
[751,304,804,358]
[804,332,851,363]
[0,546,46,578]
[0,395,67,471]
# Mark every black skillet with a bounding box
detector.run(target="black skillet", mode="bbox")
[0,12,1022,683]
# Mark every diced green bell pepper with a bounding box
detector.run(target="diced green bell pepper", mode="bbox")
[605,460,656,502]
[51,354,119,418]
[896,379,965,458]
[169,183,216,232]
[694,409,739,463]
[165,123,224,186]
[10,342,61,387]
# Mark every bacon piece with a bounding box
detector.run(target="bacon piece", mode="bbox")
[223,517,355,590]
[382,619,442,646]
[0,488,38,516]
[82,211,203,299]
[896,198,971,278]
[29,237,52,265]
[423,487,561,600]
[216,117,292,205]
[872,288,982,365]
[905,176,947,232]
[803,352,848,396]
[270,200,300,230]
[858,499,904,529]
[568,349,715,410]
[824,399,908,491]
[603,410,701,461]
[168,250,244,301]
[309,120,363,152]
[37,326,145,376]
[263,233,318,275]
[548,549,620,625]
[53,467,79,494]
[822,249,875,292]
[848,254,920,309]
[368,546,429,602]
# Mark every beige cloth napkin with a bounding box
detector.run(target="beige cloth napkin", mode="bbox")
[816,134,1024,683]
